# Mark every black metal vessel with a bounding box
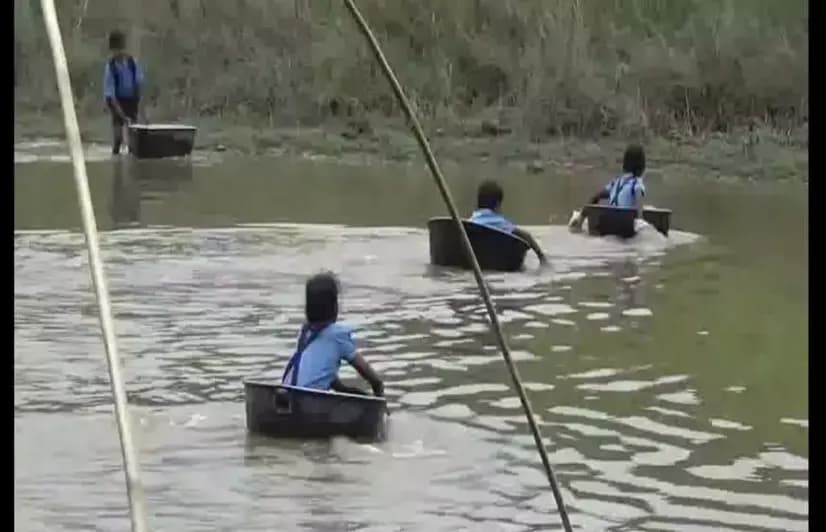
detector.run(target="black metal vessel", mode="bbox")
[244,379,387,441]
[427,217,530,272]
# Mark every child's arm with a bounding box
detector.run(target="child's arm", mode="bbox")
[336,325,384,397]
[588,189,609,205]
[134,61,144,100]
[633,180,646,216]
[330,378,367,395]
[512,227,547,264]
[350,354,384,397]
[103,64,130,124]
[134,61,146,122]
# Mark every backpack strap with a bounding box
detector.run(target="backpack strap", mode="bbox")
[281,323,330,386]
[609,175,637,206]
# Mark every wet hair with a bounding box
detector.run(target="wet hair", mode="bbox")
[477,180,504,210]
[109,30,126,52]
[622,144,646,177]
[304,272,339,325]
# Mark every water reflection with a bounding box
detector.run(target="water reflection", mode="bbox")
[110,159,194,228]
[110,160,140,227]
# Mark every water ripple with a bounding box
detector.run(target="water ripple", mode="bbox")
[14,225,805,531]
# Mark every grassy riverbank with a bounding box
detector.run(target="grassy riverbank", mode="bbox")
[15,0,807,180]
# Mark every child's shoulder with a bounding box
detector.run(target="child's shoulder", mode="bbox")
[328,321,355,336]
[107,54,138,63]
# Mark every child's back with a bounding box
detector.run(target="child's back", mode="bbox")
[598,144,647,210]
[284,321,356,390]
[282,272,384,397]
[103,30,145,155]
[569,144,647,231]
[468,180,547,264]
[469,180,516,233]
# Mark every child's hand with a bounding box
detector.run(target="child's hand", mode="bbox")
[568,210,584,229]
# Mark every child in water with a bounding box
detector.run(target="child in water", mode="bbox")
[282,272,384,397]
[568,144,647,230]
[103,30,145,155]
[469,180,548,264]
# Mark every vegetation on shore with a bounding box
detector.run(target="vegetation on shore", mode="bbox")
[15,0,807,180]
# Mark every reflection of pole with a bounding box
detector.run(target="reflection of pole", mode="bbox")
[341,2,573,531]
[617,259,641,310]
[39,2,147,531]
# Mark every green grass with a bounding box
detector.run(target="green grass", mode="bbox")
[14,0,807,181]
[15,1,807,133]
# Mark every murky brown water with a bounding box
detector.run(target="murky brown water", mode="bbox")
[15,143,807,531]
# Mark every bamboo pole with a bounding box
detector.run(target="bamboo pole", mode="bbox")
[38,1,148,531]
[341,1,574,530]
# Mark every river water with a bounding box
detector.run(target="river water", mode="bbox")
[14,142,807,531]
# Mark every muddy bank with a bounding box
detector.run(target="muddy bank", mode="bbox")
[14,112,808,183]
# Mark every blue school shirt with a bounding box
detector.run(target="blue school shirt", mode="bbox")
[102,56,144,100]
[283,322,357,390]
[469,208,516,233]
[605,174,645,209]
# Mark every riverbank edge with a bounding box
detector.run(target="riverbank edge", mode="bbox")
[14,111,808,183]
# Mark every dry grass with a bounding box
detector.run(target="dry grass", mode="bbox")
[15,0,808,140]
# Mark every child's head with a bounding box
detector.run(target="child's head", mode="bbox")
[305,272,339,324]
[477,180,504,211]
[622,144,646,177]
[108,30,126,53]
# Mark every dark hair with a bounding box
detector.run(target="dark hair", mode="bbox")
[109,30,126,51]
[622,144,646,177]
[305,272,339,325]
[477,180,504,210]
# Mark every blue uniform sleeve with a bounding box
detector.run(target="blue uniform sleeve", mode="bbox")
[500,216,516,233]
[103,63,115,99]
[635,179,646,197]
[135,60,144,88]
[333,323,357,363]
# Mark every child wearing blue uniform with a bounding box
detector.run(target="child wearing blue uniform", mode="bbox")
[590,144,646,209]
[282,272,384,397]
[469,180,548,264]
[103,30,144,155]
[569,144,647,230]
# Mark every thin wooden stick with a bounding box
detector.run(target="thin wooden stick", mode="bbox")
[39,1,148,531]
[341,1,573,530]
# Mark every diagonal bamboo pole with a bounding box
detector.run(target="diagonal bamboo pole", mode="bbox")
[341,1,573,530]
